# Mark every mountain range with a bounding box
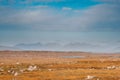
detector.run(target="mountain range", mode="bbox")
[0,42,120,53]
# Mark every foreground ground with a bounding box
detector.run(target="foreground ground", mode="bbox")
[0,51,120,80]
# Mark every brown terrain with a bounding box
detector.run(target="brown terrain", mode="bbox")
[0,51,120,80]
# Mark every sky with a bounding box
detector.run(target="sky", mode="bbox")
[0,0,120,52]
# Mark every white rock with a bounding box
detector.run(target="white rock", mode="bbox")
[20,69,25,73]
[97,78,100,80]
[86,75,95,79]
[0,63,4,65]
[27,65,37,71]
[14,72,18,76]
[48,69,52,71]
[8,70,11,73]
[16,62,20,65]
[11,71,15,74]
[0,68,4,72]
[107,65,116,70]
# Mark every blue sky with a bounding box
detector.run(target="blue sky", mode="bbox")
[0,0,120,31]
[0,0,100,8]
[0,0,120,52]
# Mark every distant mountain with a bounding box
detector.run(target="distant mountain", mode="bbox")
[15,42,99,51]
[15,43,43,50]
[64,42,98,48]
[15,42,61,50]
[0,46,20,51]
[44,42,60,47]
[1,42,120,52]
[0,42,102,51]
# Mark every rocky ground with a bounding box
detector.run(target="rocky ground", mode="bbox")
[0,51,120,80]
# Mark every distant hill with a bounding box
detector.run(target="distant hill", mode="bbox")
[15,43,43,50]
[0,42,120,53]
[14,42,100,51]
[0,46,20,51]
[14,42,61,50]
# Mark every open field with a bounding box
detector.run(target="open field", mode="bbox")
[0,51,120,80]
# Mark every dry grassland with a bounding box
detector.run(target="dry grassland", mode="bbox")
[0,51,120,80]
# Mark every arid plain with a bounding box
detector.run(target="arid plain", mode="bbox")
[0,51,120,80]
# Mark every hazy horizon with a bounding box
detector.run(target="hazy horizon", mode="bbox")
[0,0,120,53]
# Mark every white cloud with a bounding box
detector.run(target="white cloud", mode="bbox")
[94,0,120,4]
[8,0,64,4]
[0,3,120,31]
[62,7,72,11]
[32,0,64,2]
[0,0,65,5]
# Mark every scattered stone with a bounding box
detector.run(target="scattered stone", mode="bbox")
[86,75,95,80]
